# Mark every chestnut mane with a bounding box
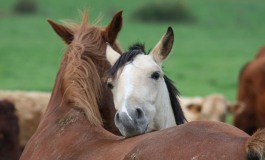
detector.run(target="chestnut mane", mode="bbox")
[60,13,107,126]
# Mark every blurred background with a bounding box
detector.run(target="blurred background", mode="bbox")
[1,0,265,101]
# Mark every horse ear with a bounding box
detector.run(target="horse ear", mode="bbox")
[106,43,120,66]
[47,19,74,44]
[103,11,123,45]
[227,102,246,115]
[150,27,174,65]
[187,104,202,113]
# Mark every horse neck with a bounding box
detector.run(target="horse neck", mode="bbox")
[154,81,176,129]
[95,60,121,135]
[42,49,119,134]
[42,61,70,121]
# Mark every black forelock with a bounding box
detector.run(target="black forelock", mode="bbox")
[128,42,146,53]
[107,43,145,78]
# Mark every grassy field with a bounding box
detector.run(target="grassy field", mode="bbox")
[1,0,265,101]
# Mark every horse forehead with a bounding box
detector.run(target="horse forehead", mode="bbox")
[116,55,160,84]
[118,55,159,84]
[132,54,159,70]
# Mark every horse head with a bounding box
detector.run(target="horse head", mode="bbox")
[106,27,186,137]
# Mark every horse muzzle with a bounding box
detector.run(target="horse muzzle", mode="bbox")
[114,107,148,137]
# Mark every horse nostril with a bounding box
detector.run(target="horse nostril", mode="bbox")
[115,113,120,122]
[136,108,144,119]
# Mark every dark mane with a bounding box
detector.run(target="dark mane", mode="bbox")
[107,43,187,125]
[164,76,187,124]
[108,43,145,78]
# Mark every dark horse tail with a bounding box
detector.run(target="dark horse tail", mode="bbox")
[246,129,265,160]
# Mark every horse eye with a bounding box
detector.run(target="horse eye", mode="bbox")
[107,83,114,89]
[151,72,160,80]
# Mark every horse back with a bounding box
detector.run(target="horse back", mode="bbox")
[125,121,249,160]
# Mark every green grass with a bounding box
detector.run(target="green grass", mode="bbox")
[1,0,265,102]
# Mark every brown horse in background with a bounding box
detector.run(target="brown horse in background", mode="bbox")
[235,46,265,135]
[0,100,20,160]
[20,12,265,160]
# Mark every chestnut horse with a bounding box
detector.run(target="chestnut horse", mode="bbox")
[235,46,265,135]
[20,12,265,160]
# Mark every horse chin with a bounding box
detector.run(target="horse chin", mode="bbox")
[145,124,158,134]
[119,123,149,138]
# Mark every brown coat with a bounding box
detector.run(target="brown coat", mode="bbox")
[235,46,265,135]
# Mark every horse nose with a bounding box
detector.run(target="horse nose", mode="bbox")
[114,107,148,137]
[114,111,132,125]
[115,108,145,124]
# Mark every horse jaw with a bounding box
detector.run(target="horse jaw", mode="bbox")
[152,80,176,130]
